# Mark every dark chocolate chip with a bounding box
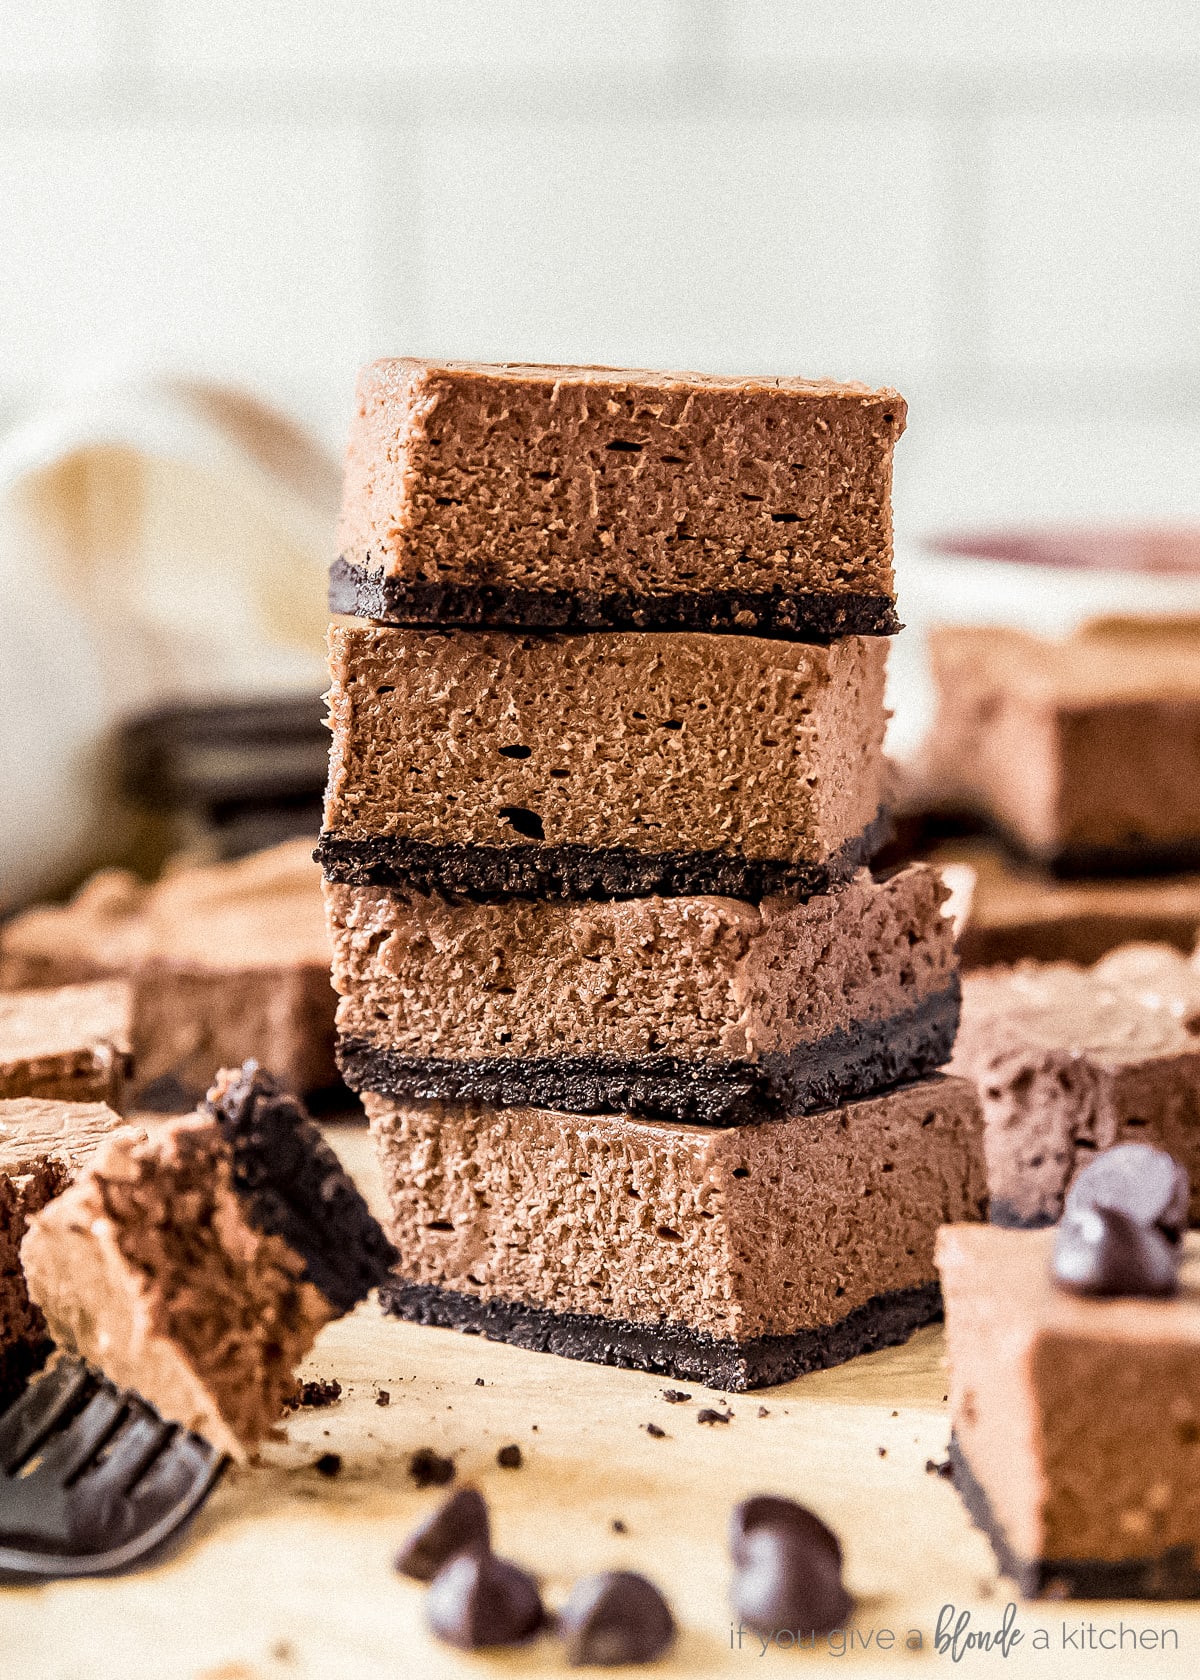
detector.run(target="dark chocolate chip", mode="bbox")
[730,1497,842,1571]
[410,1447,457,1488]
[731,1525,853,1637]
[1064,1142,1190,1242]
[475,1377,485,1386]
[313,1452,342,1478]
[376,1390,390,1407]
[661,1389,691,1404]
[644,1422,667,1439]
[559,1570,676,1667]
[497,1444,523,1469]
[697,1407,733,1425]
[1053,1205,1180,1298]
[426,1550,544,1649]
[395,1486,491,1582]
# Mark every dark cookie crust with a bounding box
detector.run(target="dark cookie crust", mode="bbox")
[204,1062,396,1315]
[329,557,901,643]
[0,1333,52,1415]
[315,810,892,903]
[337,981,961,1126]
[379,1279,942,1391]
[948,1432,1200,1599]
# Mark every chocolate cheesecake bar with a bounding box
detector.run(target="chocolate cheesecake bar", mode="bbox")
[327,865,959,1125]
[928,840,1200,969]
[319,625,888,901]
[0,839,336,1103]
[0,1097,125,1407]
[332,360,904,641]
[20,1064,394,1460]
[938,1221,1200,1598]
[370,1076,985,1389]
[951,944,1200,1228]
[920,618,1200,874]
[0,981,132,1107]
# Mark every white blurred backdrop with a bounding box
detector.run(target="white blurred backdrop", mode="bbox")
[3,0,1200,537]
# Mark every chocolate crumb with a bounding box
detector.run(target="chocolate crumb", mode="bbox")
[925,1458,953,1478]
[290,1377,342,1409]
[890,1410,898,1417]
[697,1407,733,1425]
[475,1377,485,1387]
[645,1422,667,1439]
[757,1406,770,1418]
[313,1452,342,1478]
[877,1447,887,1457]
[376,1390,391,1407]
[410,1447,456,1488]
[661,1388,691,1404]
[612,1519,628,1534]
[497,1443,523,1469]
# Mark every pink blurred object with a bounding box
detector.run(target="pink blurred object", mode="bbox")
[927,526,1200,575]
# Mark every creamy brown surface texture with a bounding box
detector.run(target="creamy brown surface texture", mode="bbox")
[20,1117,336,1460]
[328,864,952,1060]
[920,618,1200,868]
[368,1077,985,1347]
[335,361,904,625]
[0,840,336,1098]
[322,624,887,877]
[938,1224,1200,1587]
[0,980,132,1107]
[951,943,1200,1227]
[0,1097,125,1406]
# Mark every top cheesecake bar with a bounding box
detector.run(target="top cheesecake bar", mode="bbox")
[331,360,905,641]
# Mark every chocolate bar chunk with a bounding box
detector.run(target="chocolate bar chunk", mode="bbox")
[0,981,131,1108]
[950,943,1200,1229]
[334,360,904,641]
[938,1222,1200,1597]
[320,625,888,902]
[327,866,959,1125]
[371,1076,984,1390]
[0,840,336,1102]
[920,618,1200,875]
[0,1097,125,1407]
[20,1064,395,1459]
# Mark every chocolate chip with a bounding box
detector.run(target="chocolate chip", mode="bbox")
[1053,1205,1180,1298]
[731,1524,853,1637]
[291,1377,342,1409]
[475,1377,485,1386]
[661,1389,691,1404]
[1064,1142,1189,1242]
[697,1407,733,1425]
[644,1422,667,1439]
[375,1390,390,1407]
[313,1452,342,1478]
[426,1551,544,1649]
[729,1497,842,1571]
[410,1447,456,1488]
[395,1486,491,1581]
[757,1406,770,1418]
[559,1571,676,1666]
[497,1444,523,1469]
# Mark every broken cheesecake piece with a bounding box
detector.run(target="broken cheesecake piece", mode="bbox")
[920,618,1200,874]
[937,1219,1200,1597]
[370,1076,985,1390]
[0,981,132,1108]
[327,865,959,1125]
[0,840,336,1102]
[0,1097,125,1407]
[319,624,888,901]
[20,1064,395,1459]
[950,943,1200,1228]
[332,360,904,641]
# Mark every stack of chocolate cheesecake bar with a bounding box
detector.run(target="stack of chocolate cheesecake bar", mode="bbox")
[318,360,985,1389]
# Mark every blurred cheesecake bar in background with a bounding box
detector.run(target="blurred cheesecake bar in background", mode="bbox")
[919,617,1200,875]
[0,840,336,1105]
[0,980,131,1108]
[332,360,905,639]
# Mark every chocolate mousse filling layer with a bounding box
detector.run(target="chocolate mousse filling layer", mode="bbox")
[339,983,960,1127]
[329,557,900,643]
[317,810,891,902]
[947,1433,1200,1600]
[382,1279,942,1392]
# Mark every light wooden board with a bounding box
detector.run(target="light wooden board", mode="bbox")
[3,1123,1198,1680]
